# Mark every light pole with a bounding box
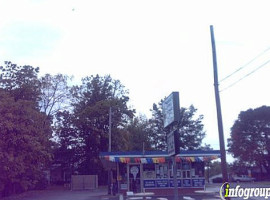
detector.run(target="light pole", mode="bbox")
[210,25,229,183]
[108,107,112,194]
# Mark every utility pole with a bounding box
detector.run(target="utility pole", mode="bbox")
[210,25,229,183]
[108,107,112,194]
[109,107,112,152]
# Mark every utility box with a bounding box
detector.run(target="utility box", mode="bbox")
[71,175,98,190]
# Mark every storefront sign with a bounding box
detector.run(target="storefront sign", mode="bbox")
[167,130,180,156]
[130,166,139,180]
[120,184,128,190]
[163,92,180,128]
[156,179,169,188]
[182,179,192,187]
[169,179,181,187]
[143,179,204,188]
[144,180,156,188]
[192,179,205,187]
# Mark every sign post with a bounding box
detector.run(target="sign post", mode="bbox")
[163,92,180,200]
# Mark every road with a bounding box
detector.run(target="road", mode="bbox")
[2,182,270,200]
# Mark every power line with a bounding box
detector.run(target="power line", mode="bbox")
[220,59,270,92]
[219,46,270,83]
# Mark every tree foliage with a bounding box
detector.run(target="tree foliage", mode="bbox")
[39,74,72,120]
[0,62,53,196]
[149,101,206,151]
[0,61,40,104]
[0,91,52,196]
[126,116,153,151]
[228,106,270,174]
[55,75,134,178]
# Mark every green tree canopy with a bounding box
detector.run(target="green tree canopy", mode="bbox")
[149,101,206,151]
[55,75,134,178]
[228,105,270,174]
[0,91,52,196]
[126,115,153,151]
[0,61,40,104]
[0,62,54,196]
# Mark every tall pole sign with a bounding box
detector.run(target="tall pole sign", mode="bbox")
[163,92,180,156]
[163,92,180,128]
[163,92,180,200]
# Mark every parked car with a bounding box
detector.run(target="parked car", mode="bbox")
[232,175,256,182]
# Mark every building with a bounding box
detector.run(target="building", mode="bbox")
[99,150,220,195]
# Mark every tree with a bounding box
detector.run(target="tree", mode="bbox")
[0,62,53,196]
[53,110,82,180]
[126,115,153,151]
[39,74,72,121]
[0,91,52,196]
[0,61,40,104]
[228,106,270,174]
[55,75,134,180]
[149,102,167,150]
[149,100,206,151]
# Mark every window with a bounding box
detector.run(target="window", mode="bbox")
[192,162,204,178]
[156,164,168,179]
[143,164,155,179]
[182,170,190,178]
[169,162,181,178]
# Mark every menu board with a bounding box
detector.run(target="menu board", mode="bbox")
[144,180,156,188]
[169,179,181,187]
[182,179,192,187]
[156,179,169,188]
[143,171,156,179]
[143,179,202,188]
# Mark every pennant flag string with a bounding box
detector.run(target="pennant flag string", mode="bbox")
[103,155,219,163]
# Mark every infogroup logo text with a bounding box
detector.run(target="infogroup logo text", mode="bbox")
[220,182,270,200]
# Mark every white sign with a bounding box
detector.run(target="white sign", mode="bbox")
[130,166,139,180]
[167,130,176,156]
[163,93,174,128]
[163,92,180,128]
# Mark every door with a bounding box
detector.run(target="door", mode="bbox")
[129,164,141,193]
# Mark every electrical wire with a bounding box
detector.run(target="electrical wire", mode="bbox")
[219,46,270,83]
[219,59,270,92]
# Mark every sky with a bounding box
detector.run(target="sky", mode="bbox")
[1,0,270,162]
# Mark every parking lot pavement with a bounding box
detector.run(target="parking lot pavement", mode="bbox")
[3,182,270,200]
[1,190,220,200]
[1,186,109,200]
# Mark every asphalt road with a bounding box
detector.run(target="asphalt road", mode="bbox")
[2,182,270,200]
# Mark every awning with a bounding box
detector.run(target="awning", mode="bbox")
[99,150,220,164]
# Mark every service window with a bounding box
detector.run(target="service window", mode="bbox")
[156,164,168,179]
[182,162,191,170]
[169,162,181,178]
[182,170,191,178]
[192,162,204,178]
[182,162,191,178]
[143,164,156,179]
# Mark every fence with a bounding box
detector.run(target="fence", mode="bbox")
[71,175,98,190]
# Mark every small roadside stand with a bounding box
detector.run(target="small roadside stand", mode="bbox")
[99,150,220,196]
[100,92,220,198]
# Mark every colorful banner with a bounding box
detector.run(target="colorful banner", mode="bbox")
[100,155,219,163]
